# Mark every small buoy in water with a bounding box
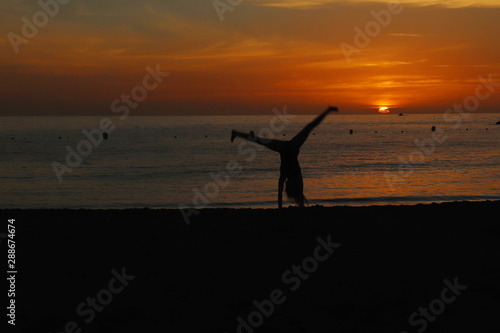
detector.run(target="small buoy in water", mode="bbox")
[103,132,108,140]
[312,133,315,135]
[431,126,436,132]
[11,137,15,140]
[283,133,286,136]
[59,136,62,139]
[375,131,377,133]
[205,135,208,138]
[349,129,353,134]
[174,136,177,138]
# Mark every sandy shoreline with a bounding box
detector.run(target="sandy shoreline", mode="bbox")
[2,200,500,332]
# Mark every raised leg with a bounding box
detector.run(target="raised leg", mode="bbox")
[231,130,288,153]
[291,106,338,149]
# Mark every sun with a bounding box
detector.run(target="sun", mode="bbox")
[378,107,390,113]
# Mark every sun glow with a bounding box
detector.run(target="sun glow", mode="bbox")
[378,107,390,113]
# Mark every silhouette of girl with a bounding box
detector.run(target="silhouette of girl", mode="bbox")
[231,106,338,208]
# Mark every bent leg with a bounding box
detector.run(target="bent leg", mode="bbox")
[291,106,338,149]
[231,130,288,153]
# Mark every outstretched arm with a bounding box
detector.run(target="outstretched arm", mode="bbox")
[291,106,338,148]
[231,130,288,153]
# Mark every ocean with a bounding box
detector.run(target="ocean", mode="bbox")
[1,113,499,209]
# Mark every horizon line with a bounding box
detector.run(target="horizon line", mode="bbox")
[1,111,499,117]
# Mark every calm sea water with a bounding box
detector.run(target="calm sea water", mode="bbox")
[0,114,499,209]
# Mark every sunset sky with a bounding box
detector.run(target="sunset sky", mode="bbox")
[1,0,499,115]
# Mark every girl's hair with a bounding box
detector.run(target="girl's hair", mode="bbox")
[285,177,306,206]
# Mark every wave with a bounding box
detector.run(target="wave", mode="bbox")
[308,195,500,206]
[165,194,500,209]
[2,195,498,210]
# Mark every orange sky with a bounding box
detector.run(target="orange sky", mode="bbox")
[1,0,499,115]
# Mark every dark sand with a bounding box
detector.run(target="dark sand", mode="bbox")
[2,201,500,332]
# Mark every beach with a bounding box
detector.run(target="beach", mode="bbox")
[3,200,499,332]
